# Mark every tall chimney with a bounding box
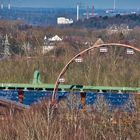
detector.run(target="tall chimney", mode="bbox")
[86,5,89,19]
[92,5,94,17]
[8,0,11,10]
[77,4,79,21]
[0,0,3,9]
[1,3,3,9]
[113,0,116,10]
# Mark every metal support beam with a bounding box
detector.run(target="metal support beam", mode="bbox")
[80,92,86,112]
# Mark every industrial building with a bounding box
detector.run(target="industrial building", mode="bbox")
[57,17,73,25]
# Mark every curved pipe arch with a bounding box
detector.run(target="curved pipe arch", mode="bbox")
[52,43,140,102]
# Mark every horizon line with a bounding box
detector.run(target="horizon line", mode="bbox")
[1,6,139,10]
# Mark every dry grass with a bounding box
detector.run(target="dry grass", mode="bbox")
[0,46,140,87]
[0,96,140,140]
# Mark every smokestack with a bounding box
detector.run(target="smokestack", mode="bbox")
[1,3,3,9]
[77,4,79,21]
[113,0,116,10]
[92,0,94,17]
[92,5,94,17]
[8,3,11,10]
[86,5,89,19]
[0,0,3,9]
[8,0,11,10]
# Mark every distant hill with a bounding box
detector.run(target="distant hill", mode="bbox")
[71,14,140,29]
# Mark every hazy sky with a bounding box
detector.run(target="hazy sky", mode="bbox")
[2,0,140,9]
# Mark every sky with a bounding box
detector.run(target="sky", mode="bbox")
[2,0,140,9]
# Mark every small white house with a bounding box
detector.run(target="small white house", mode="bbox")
[48,35,62,42]
[42,35,63,54]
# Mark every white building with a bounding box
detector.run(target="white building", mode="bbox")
[48,35,62,42]
[42,35,63,54]
[107,24,132,35]
[57,17,73,25]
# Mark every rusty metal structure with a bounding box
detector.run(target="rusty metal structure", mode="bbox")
[52,43,140,109]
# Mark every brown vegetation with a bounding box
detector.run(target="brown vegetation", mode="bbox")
[0,20,140,139]
[0,96,140,140]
